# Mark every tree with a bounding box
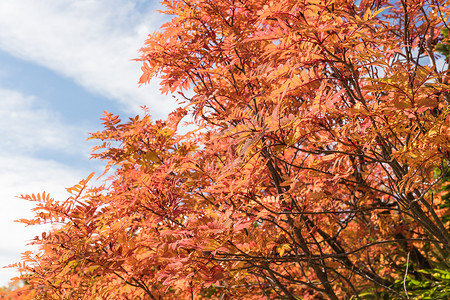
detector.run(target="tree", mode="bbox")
[5,0,450,299]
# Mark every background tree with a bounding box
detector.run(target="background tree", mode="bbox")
[5,0,450,299]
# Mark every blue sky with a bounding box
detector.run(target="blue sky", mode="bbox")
[0,0,177,286]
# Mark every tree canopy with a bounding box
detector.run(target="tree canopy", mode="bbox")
[3,0,450,299]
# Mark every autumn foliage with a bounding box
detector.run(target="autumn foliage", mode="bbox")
[4,0,450,299]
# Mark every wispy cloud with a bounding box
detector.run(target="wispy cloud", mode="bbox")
[0,0,176,117]
[0,88,88,156]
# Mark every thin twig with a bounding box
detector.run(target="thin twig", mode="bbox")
[403,251,411,300]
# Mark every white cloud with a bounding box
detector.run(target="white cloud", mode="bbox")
[0,88,89,156]
[0,154,90,286]
[0,0,176,117]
